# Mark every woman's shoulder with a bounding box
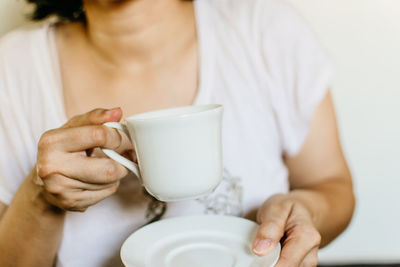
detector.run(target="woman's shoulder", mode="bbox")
[201,0,311,50]
[0,23,52,65]
[203,0,302,24]
[0,23,57,107]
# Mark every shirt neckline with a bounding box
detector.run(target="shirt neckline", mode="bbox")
[46,1,215,123]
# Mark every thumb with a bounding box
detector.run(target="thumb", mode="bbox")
[63,107,122,128]
[252,199,293,256]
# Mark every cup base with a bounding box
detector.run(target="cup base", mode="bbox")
[148,187,217,202]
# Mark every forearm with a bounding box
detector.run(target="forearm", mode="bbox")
[0,170,66,267]
[288,177,355,247]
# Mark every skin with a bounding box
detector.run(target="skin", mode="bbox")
[252,92,355,266]
[0,108,132,266]
[0,0,355,266]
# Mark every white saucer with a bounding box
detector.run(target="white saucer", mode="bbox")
[121,215,281,267]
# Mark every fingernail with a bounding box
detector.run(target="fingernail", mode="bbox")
[253,238,273,255]
[105,108,122,120]
[105,108,119,115]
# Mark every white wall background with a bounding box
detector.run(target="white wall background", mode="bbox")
[286,0,400,263]
[1,0,399,264]
[0,0,29,36]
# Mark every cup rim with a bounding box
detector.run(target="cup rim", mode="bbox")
[125,104,223,122]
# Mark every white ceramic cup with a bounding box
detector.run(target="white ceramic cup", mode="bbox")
[101,104,223,202]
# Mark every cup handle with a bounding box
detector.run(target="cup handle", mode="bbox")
[101,122,141,179]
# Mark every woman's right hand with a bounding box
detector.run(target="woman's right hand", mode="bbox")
[34,108,133,212]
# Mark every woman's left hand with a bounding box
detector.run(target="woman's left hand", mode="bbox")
[252,193,321,267]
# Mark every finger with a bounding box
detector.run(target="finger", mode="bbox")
[63,107,122,128]
[43,174,120,194]
[87,127,134,156]
[88,147,136,161]
[65,155,129,184]
[300,248,319,267]
[275,224,321,267]
[38,154,128,184]
[71,184,120,210]
[38,124,132,153]
[252,200,293,256]
[42,192,67,211]
[43,182,120,212]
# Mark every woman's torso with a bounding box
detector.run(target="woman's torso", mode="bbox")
[0,0,332,265]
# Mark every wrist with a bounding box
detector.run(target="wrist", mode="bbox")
[286,189,328,228]
[25,170,65,217]
[266,191,326,227]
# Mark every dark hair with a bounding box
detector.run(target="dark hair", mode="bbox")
[27,0,85,22]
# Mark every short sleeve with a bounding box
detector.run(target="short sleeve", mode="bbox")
[0,31,37,205]
[259,0,334,156]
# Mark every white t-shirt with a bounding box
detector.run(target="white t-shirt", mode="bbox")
[0,0,333,266]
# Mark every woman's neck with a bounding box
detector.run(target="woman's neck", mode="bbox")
[83,0,196,69]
